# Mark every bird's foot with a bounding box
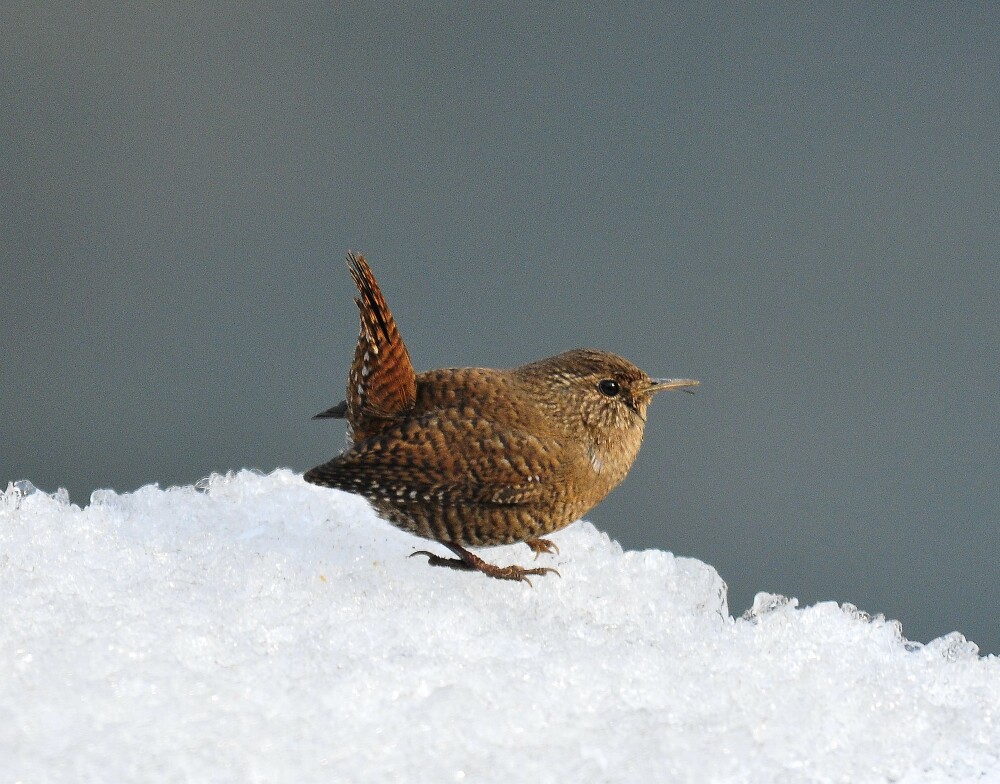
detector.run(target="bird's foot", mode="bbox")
[409,550,474,571]
[411,542,560,585]
[525,538,560,559]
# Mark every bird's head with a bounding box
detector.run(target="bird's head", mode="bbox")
[515,348,699,444]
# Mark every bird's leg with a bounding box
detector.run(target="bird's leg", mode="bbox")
[524,538,559,558]
[411,542,559,584]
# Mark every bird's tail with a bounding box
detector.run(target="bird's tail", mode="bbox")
[345,251,416,432]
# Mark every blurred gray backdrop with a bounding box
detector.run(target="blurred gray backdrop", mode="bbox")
[3,4,998,651]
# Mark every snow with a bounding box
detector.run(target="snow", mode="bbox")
[2,470,998,783]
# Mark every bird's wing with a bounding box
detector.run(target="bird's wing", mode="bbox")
[304,412,563,507]
[346,251,417,435]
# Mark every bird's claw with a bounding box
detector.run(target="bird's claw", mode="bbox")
[409,550,474,571]
[525,538,560,559]
[411,543,561,584]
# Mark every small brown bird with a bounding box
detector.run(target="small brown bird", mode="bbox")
[305,252,698,582]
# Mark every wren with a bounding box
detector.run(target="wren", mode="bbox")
[305,252,699,583]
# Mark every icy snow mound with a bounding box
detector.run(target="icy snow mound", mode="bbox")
[2,471,998,783]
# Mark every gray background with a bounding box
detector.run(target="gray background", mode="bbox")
[3,4,998,652]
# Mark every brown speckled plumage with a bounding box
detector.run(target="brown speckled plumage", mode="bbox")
[305,252,699,582]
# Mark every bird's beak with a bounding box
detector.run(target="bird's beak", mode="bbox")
[645,378,700,395]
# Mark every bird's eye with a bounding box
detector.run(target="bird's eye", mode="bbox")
[598,379,621,397]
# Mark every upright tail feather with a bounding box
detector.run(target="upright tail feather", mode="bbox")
[345,251,417,440]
